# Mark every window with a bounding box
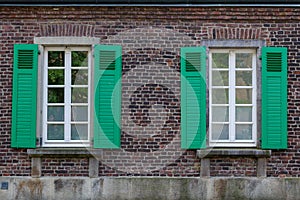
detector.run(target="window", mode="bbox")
[180,45,287,150]
[209,49,256,147]
[43,47,91,147]
[11,42,122,149]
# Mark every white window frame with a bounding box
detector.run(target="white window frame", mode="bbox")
[42,46,91,147]
[209,49,257,147]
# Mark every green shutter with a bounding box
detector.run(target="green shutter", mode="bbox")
[181,47,206,149]
[262,47,287,149]
[94,45,122,148]
[11,44,38,148]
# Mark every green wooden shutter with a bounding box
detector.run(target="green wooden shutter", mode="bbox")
[94,45,122,148]
[11,44,38,148]
[262,47,287,149]
[181,47,206,149]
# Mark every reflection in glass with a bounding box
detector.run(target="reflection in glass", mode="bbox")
[48,106,64,121]
[236,71,252,86]
[212,71,229,86]
[236,89,252,104]
[48,88,64,103]
[47,124,64,140]
[236,106,252,122]
[236,124,252,140]
[71,124,88,140]
[212,124,229,140]
[212,53,229,68]
[212,106,229,122]
[72,51,88,67]
[48,69,64,85]
[236,53,252,68]
[212,89,228,104]
[72,69,88,85]
[71,106,88,122]
[72,88,88,103]
[48,51,64,67]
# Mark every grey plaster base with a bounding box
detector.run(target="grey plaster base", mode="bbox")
[0,177,298,200]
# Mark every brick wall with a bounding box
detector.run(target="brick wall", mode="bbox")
[0,6,300,177]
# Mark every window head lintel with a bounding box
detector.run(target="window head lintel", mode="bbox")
[34,37,100,45]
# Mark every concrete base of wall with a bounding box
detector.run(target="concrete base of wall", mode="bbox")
[0,177,299,200]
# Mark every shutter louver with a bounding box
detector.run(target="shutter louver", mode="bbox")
[262,47,287,149]
[94,45,122,148]
[11,44,38,148]
[181,47,206,149]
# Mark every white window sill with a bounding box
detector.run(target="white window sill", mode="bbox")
[27,148,94,158]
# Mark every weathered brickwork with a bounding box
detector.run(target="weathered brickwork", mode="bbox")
[41,158,89,177]
[210,158,257,177]
[0,6,300,177]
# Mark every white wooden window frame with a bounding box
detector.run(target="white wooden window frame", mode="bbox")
[209,49,257,147]
[42,46,91,147]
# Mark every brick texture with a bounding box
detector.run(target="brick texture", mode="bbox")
[0,6,300,177]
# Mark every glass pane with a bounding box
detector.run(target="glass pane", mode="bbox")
[212,71,229,86]
[72,69,88,85]
[71,106,88,122]
[236,89,252,104]
[48,88,64,103]
[48,69,64,85]
[48,51,64,67]
[236,71,252,86]
[212,106,229,122]
[48,106,64,122]
[72,51,88,67]
[47,124,64,140]
[212,53,229,69]
[212,89,228,104]
[236,106,252,122]
[236,124,252,140]
[71,124,88,140]
[236,53,252,69]
[211,124,229,140]
[72,87,88,103]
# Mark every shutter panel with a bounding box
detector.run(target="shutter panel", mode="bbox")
[262,47,287,149]
[11,44,38,148]
[94,45,122,148]
[181,47,206,149]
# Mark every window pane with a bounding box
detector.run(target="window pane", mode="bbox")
[212,71,229,86]
[71,106,88,122]
[48,106,64,121]
[236,71,252,86]
[47,124,64,140]
[48,51,64,67]
[236,124,252,140]
[212,124,229,140]
[236,106,252,122]
[72,88,88,103]
[48,69,64,85]
[236,53,252,68]
[212,88,228,104]
[72,69,88,85]
[71,124,88,140]
[72,51,88,67]
[48,88,64,103]
[212,53,229,69]
[212,106,229,122]
[236,89,252,104]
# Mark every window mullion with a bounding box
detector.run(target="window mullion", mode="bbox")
[229,51,236,142]
[65,50,72,142]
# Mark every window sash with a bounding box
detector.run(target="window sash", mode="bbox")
[209,49,257,147]
[43,47,91,147]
